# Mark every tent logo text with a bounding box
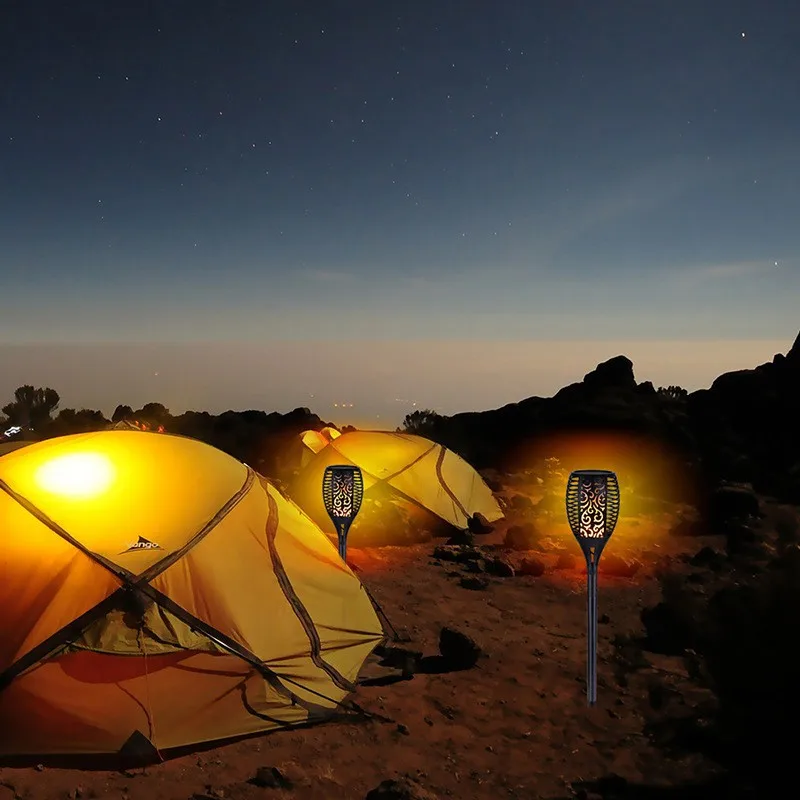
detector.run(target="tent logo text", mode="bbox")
[122,536,162,553]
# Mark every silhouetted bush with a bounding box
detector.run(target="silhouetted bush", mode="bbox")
[657,385,689,401]
[642,544,800,789]
[699,547,800,780]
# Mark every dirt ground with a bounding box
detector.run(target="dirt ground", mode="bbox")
[0,494,728,800]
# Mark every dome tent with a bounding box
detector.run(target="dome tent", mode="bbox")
[290,430,504,541]
[279,426,342,477]
[301,426,341,457]
[0,430,383,760]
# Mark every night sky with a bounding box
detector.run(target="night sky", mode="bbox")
[1,1,798,424]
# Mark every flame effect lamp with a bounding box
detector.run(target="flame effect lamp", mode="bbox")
[565,469,620,706]
[322,465,364,562]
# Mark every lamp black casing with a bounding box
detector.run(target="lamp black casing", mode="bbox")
[565,469,620,565]
[322,465,364,560]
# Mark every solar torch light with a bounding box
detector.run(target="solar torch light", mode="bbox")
[322,465,364,563]
[565,469,620,706]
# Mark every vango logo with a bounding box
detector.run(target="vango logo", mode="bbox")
[121,536,162,554]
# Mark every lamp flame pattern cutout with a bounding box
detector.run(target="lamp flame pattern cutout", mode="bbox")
[322,465,364,562]
[566,469,620,706]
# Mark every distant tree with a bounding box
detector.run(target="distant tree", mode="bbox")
[657,385,688,400]
[50,408,108,435]
[111,404,134,422]
[401,408,442,438]
[137,402,169,418]
[340,424,357,433]
[2,385,60,429]
[134,402,170,428]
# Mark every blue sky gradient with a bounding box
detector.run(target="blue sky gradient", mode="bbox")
[1,1,798,422]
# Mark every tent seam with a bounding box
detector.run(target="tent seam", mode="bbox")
[263,487,355,694]
[434,445,469,522]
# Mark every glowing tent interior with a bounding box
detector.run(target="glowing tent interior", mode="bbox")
[290,430,504,543]
[0,430,383,759]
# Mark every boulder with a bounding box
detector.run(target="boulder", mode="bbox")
[438,627,483,669]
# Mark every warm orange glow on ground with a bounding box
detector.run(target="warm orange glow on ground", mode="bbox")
[537,514,676,570]
[509,429,697,555]
[513,429,694,503]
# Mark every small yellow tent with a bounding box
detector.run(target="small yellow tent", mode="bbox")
[299,426,341,466]
[0,431,383,759]
[302,426,341,454]
[291,430,503,535]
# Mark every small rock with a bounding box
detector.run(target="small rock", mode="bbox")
[600,554,642,578]
[467,512,494,534]
[365,777,437,800]
[574,791,604,800]
[431,545,460,562]
[432,545,483,564]
[485,556,515,577]
[509,494,535,512]
[554,552,577,570]
[459,575,489,590]
[517,557,546,577]
[396,723,410,735]
[463,558,486,573]
[503,522,542,550]
[478,470,504,492]
[709,485,762,524]
[690,546,725,570]
[249,766,292,790]
[535,492,564,514]
[446,530,474,546]
[377,645,421,678]
[439,626,483,669]
[725,523,762,556]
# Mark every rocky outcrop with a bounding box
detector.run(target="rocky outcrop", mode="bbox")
[428,331,800,503]
[687,331,800,500]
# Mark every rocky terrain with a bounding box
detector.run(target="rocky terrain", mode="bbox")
[1,467,797,800]
[2,330,799,798]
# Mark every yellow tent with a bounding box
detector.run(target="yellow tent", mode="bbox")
[0,430,383,759]
[299,427,341,466]
[291,430,503,536]
[302,426,341,454]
